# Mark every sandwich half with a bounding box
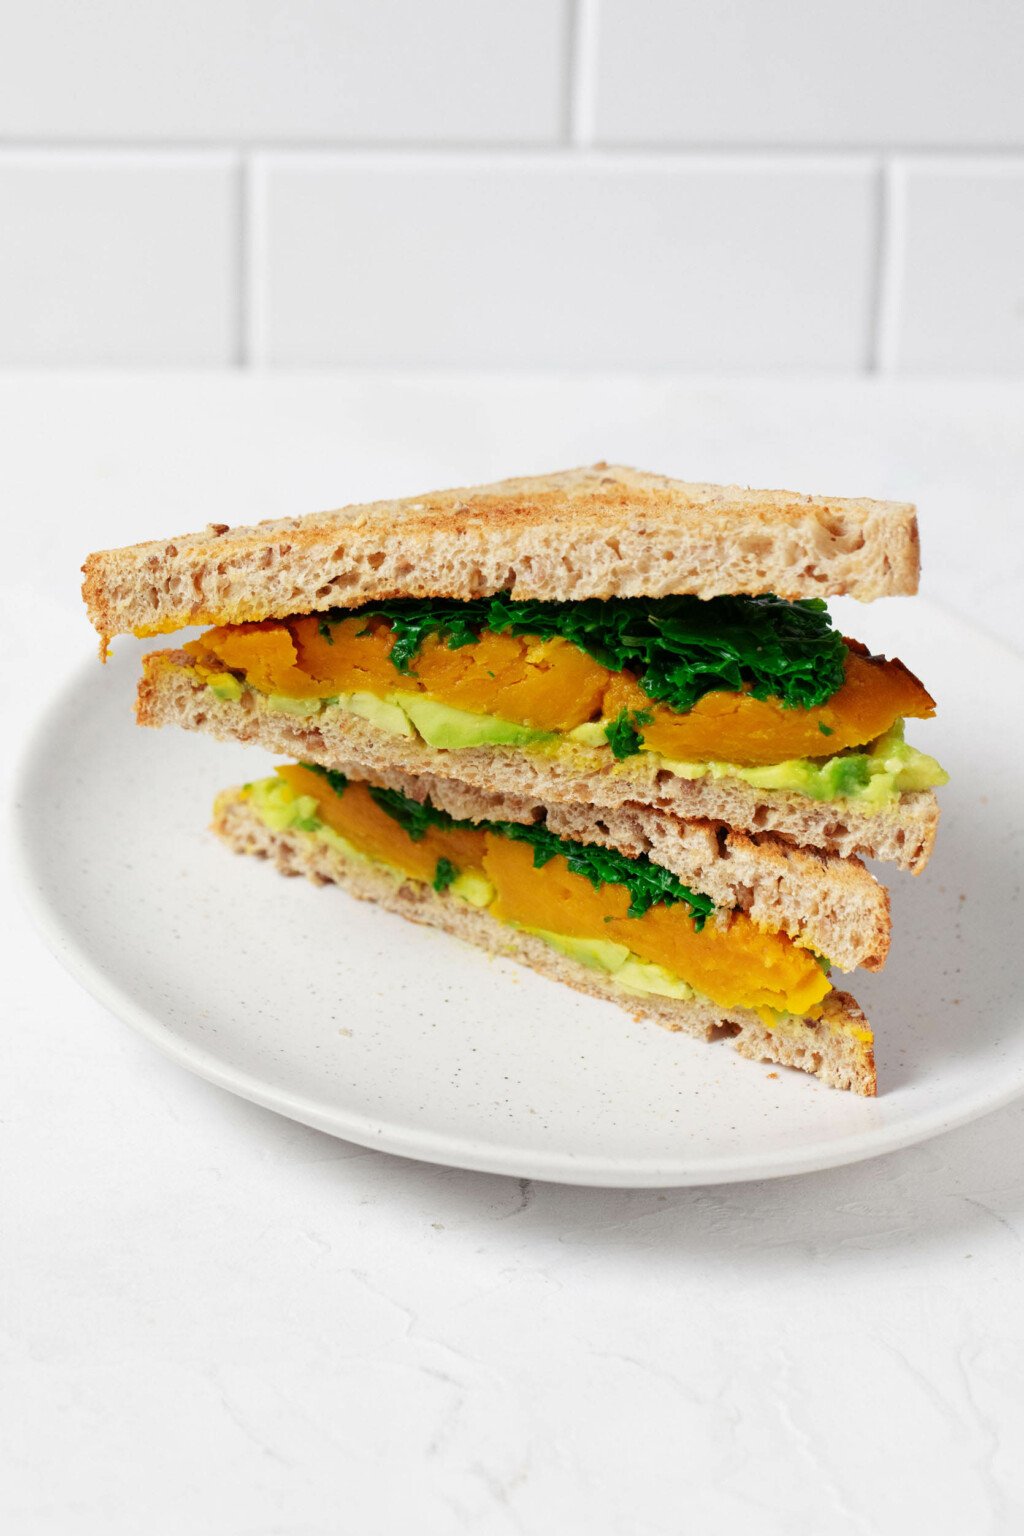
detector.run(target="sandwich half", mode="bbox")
[82,464,947,1094]
[84,465,947,872]
[214,760,878,1095]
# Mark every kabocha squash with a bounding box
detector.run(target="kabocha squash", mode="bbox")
[616,645,935,765]
[483,836,829,1017]
[277,766,487,883]
[187,616,934,766]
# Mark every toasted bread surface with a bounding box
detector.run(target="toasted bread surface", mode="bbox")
[214,789,877,1096]
[139,649,939,875]
[83,463,919,645]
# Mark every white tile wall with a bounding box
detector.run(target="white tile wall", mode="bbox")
[0,2,569,144]
[0,153,237,365]
[1,2,1023,372]
[251,155,877,370]
[883,161,1024,373]
[590,1,1024,150]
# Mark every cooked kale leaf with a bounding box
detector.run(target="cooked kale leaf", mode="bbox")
[297,768,714,929]
[432,857,459,893]
[366,784,436,841]
[365,602,482,674]
[496,820,714,924]
[302,763,349,797]
[604,707,653,760]
[316,592,847,713]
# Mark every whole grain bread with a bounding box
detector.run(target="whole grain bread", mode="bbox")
[213,788,877,1096]
[83,463,919,646]
[139,649,939,874]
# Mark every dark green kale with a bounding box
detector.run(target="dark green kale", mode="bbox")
[496,821,714,924]
[315,592,847,713]
[317,779,716,929]
[483,592,847,713]
[301,763,349,797]
[356,600,484,674]
[365,784,436,841]
[432,857,459,893]
[604,707,653,760]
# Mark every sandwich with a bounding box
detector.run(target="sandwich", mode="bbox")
[82,464,948,1093]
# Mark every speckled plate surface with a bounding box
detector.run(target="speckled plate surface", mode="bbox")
[13,599,1024,1186]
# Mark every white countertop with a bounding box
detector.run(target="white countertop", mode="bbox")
[5,373,1024,1535]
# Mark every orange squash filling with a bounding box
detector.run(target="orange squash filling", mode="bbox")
[270,765,830,1018]
[189,616,934,766]
[276,765,488,886]
[600,642,934,763]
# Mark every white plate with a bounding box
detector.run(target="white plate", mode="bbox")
[13,599,1023,1186]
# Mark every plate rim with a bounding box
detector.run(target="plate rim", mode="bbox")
[12,603,1024,1189]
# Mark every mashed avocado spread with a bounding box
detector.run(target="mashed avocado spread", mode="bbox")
[655,722,947,806]
[220,679,947,808]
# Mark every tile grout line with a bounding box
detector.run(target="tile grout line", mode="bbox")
[3,139,1024,156]
[864,157,887,373]
[873,159,903,375]
[568,0,598,148]
[235,154,249,367]
[561,0,576,145]
[243,157,264,368]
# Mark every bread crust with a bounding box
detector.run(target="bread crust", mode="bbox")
[138,648,939,876]
[213,789,877,1095]
[83,463,919,645]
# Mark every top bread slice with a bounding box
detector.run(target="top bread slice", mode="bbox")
[82,463,919,647]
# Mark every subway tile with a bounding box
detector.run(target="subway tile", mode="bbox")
[251,155,876,369]
[592,1,1024,148]
[0,2,568,144]
[0,153,236,365]
[884,160,1024,373]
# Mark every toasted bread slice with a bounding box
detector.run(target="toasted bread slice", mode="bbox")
[83,463,919,647]
[213,786,877,1096]
[138,648,939,875]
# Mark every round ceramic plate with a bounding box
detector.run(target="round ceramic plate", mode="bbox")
[14,600,1024,1186]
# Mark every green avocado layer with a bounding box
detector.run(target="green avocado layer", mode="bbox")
[655,721,948,805]
[529,929,696,1001]
[217,677,947,809]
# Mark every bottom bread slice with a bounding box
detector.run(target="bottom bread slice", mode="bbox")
[213,788,877,1096]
